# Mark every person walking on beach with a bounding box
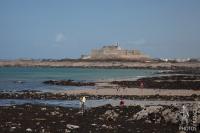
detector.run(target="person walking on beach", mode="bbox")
[120,98,125,107]
[140,81,144,89]
[80,96,86,114]
[140,81,144,95]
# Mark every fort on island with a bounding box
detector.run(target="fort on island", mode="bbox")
[81,43,149,60]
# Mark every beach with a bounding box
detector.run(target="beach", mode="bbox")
[0,67,200,133]
[1,0,200,132]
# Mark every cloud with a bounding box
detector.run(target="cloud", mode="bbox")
[55,33,65,43]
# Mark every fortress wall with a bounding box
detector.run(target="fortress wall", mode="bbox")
[90,46,148,60]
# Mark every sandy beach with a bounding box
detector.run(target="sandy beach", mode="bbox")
[63,87,200,96]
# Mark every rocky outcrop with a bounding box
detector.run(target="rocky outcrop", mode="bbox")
[102,110,119,121]
[0,104,183,133]
[112,75,200,90]
[130,106,163,121]
[43,80,95,86]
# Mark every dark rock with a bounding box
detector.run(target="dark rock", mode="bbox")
[43,80,95,86]
[112,75,200,90]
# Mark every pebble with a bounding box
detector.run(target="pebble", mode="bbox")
[91,123,97,126]
[41,107,47,111]
[101,124,113,129]
[103,110,119,121]
[26,128,32,132]
[65,128,71,133]
[9,127,16,132]
[41,129,45,133]
[66,124,79,129]
[60,120,66,123]
[102,124,107,128]
[45,113,49,116]
[55,107,60,110]
[36,122,40,126]
[51,111,59,116]
[145,119,152,123]
[19,113,23,116]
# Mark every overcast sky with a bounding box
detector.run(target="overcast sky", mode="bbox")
[0,0,200,59]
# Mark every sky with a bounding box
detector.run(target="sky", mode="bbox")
[0,0,200,59]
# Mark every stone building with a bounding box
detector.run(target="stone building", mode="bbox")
[81,43,149,60]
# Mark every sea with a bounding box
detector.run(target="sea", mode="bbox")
[0,67,164,107]
[0,67,158,93]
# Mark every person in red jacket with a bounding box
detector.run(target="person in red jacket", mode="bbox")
[120,98,125,107]
[140,81,144,89]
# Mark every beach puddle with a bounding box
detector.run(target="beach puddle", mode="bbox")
[0,99,198,108]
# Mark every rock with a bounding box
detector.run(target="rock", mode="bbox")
[50,111,59,116]
[102,110,119,121]
[145,119,152,123]
[45,113,49,116]
[76,111,83,115]
[9,127,16,132]
[55,107,60,110]
[66,124,79,129]
[98,117,104,120]
[131,106,163,120]
[19,113,23,116]
[43,80,95,86]
[41,107,47,111]
[102,124,107,128]
[65,128,71,133]
[58,113,63,117]
[91,123,97,126]
[36,122,40,126]
[162,108,178,123]
[41,129,45,133]
[26,128,32,132]
[101,124,113,129]
[60,120,66,123]
[155,117,162,123]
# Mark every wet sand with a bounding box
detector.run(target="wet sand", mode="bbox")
[63,87,200,96]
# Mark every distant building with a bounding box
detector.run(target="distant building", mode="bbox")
[81,43,149,60]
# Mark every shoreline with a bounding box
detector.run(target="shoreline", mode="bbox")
[0,70,199,101]
[0,60,200,69]
[1,88,200,101]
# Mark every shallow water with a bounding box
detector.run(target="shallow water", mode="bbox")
[0,99,198,108]
[0,67,158,92]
